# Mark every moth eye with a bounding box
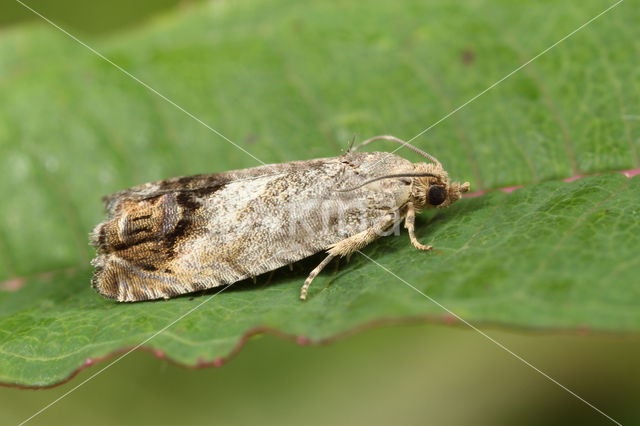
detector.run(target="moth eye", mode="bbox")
[428,185,447,206]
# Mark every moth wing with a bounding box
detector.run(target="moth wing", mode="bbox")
[101,164,294,216]
[91,153,410,301]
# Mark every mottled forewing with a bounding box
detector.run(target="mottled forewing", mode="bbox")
[91,153,412,301]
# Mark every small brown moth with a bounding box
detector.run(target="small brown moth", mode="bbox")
[90,135,470,302]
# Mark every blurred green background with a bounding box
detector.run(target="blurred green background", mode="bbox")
[1,1,639,425]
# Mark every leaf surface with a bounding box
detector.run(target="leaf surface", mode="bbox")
[1,0,639,386]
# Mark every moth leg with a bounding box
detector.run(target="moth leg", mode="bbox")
[300,216,395,300]
[300,254,335,300]
[405,202,432,251]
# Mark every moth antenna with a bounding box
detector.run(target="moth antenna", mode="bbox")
[351,135,442,167]
[335,172,438,192]
[347,134,357,153]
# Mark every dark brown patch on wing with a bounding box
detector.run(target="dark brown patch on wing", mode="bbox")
[93,193,178,255]
[102,173,231,215]
[91,181,227,301]
[156,174,226,195]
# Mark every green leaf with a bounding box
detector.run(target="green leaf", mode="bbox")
[1,0,639,387]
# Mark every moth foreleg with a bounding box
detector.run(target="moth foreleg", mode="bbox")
[300,216,395,300]
[404,202,432,251]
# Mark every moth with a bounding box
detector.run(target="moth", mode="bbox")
[90,135,470,302]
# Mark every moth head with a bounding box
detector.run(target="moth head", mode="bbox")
[336,135,470,208]
[411,163,470,210]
